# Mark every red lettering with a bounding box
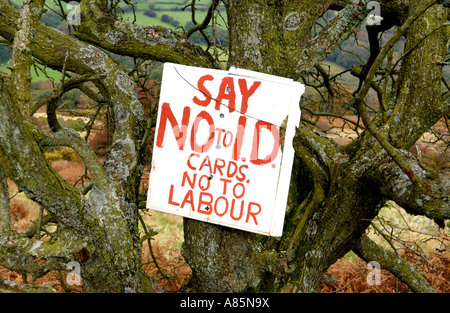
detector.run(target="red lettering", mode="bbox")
[180,190,195,211]
[168,185,180,206]
[227,161,238,178]
[238,79,261,114]
[187,153,200,170]
[213,158,226,176]
[191,111,215,153]
[223,131,233,147]
[214,196,228,217]
[233,116,246,161]
[192,74,214,107]
[156,103,190,150]
[250,121,280,165]
[198,192,213,215]
[230,199,244,221]
[181,171,196,189]
[232,183,245,199]
[215,77,236,112]
[199,155,212,173]
[235,165,248,182]
[219,178,231,195]
[215,128,225,145]
[199,175,211,191]
[246,202,262,225]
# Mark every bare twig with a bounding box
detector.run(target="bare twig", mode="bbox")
[137,212,172,283]
[355,234,437,293]
[186,0,220,39]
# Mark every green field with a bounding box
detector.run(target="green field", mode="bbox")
[123,10,209,29]
[0,62,62,82]
[122,0,224,30]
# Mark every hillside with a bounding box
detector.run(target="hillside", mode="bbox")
[1,1,447,111]
[0,1,372,76]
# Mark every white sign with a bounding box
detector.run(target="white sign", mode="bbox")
[146,63,304,236]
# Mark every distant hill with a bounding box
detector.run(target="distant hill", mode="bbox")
[1,1,446,82]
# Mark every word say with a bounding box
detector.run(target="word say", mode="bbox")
[147,63,304,236]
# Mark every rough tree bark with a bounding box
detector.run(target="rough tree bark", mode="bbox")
[181,0,449,293]
[0,0,448,293]
[0,0,151,292]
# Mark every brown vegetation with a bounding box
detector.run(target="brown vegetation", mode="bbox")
[319,250,450,293]
[1,158,448,293]
[1,112,448,293]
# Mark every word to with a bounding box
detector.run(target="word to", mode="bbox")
[147,63,304,236]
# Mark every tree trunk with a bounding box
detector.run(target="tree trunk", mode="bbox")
[181,0,363,293]
[182,0,448,293]
[0,0,153,292]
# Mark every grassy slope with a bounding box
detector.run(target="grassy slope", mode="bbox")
[0,60,62,82]
[123,0,212,28]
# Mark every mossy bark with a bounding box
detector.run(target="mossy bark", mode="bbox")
[75,0,217,69]
[182,0,448,293]
[0,79,147,292]
[0,0,151,292]
[354,234,436,293]
[388,2,449,149]
[182,0,376,293]
[0,168,10,237]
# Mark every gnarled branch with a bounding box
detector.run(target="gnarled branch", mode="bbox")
[74,0,217,68]
[294,123,349,181]
[0,277,57,293]
[0,80,88,231]
[373,151,450,222]
[290,1,370,79]
[30,73,105,115]
[42,128,109,190]
[10,0,45,116]
[353,0,442,191]
[354,234,436,293]
[0,230,89,283]
[0,0,146,185]
[186,0,220,39]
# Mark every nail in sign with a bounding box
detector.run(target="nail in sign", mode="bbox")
[146,63,304,236]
